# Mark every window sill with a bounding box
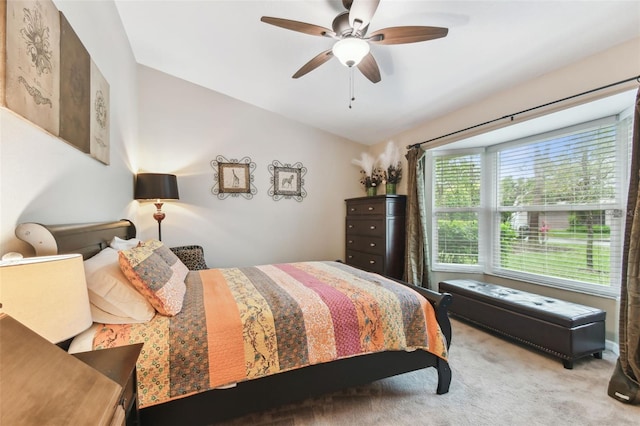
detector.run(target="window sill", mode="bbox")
[486,270,620,300]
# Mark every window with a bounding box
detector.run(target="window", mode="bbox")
[429,109,633,296]
[432,152,481,267]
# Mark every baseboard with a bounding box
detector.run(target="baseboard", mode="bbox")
[606,339,619,355]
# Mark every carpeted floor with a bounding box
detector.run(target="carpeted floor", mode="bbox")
[217,317,639,425]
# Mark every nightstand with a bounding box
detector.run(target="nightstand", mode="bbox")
[0,314,128,426]
[73,343,143,426]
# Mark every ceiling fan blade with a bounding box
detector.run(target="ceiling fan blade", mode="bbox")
[349,0,380,32]
[357,53,381,84]
[292,49,334,79]
[368,26,448,45]
[261,16,336,38]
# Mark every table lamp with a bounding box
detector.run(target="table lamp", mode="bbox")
[134,173,179,241]
[0,253,92,344]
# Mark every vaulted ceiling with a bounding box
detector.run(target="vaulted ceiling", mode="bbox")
[114,0,640,145]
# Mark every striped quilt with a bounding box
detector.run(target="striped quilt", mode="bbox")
[92,261,448,408]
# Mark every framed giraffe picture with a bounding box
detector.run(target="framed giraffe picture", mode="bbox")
[220,162,249,193]
[211,155,257,200]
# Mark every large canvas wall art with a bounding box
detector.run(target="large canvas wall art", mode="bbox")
[1,0,110,165]
[5,0,60,136]
[90,60,109,164]
[0,0,6,105]
[59,12,89,153]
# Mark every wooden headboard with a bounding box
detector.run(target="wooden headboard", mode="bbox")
[15,220,136,259]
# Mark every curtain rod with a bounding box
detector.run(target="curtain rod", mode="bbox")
[407,74,640,150]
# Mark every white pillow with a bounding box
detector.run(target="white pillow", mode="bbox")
[83,248,155,322]
[89,303,154,325]
[109,236,142,250]
[68,323,101,354]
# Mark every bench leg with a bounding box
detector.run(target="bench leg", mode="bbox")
[593,351,603,359]
[563,359,574,369]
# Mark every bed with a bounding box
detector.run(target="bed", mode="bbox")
[16,220,453,425]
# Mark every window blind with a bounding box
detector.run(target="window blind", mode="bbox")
[493,120,623,288]
[433,153,481,265]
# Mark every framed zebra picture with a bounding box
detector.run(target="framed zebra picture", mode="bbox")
[211,155,257,200]
[268,160,307,202]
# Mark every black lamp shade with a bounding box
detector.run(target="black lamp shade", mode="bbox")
[134,173,179,200]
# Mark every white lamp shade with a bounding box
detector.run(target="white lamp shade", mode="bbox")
[0,254,92,343]
[332,37,370,67]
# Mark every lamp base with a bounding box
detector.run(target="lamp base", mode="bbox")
[153,202,165,241]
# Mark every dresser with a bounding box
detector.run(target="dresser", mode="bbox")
[345,195,406,279]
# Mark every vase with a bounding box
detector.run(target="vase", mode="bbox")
[366,186,377,197]
[386,183,397,195]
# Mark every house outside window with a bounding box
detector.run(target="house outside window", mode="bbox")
[428,111,633,297]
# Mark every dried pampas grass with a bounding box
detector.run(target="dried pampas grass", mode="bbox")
[378,141,402,171]
[351,152,377,177]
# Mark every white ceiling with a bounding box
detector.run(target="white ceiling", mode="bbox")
[113,0,640,145]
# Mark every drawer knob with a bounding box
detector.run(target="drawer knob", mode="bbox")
[348,225,353,229]
[369,260,376,264]
[370,243,376,247]
[369,225,376,230]
[368,207,374,211]
[348,240,353,244]
[350,208,356,212]
[348,255,353,259]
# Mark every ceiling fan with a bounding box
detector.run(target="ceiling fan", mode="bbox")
[260,0,448,84]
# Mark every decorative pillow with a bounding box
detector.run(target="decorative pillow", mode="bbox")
[83,248,155,322]
[118,244,186,316]
[142,239,190,280]
[170,245,209,271]
[109,236,142,251]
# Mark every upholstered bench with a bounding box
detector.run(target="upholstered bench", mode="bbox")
[439,279,605,369]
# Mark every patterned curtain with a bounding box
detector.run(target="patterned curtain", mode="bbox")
[403,147,432,288]
[608,88,640,404]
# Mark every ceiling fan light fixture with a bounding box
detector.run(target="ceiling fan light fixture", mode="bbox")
[332,37,370,67]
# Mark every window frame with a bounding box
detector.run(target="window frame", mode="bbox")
[427,112,632,298]
[428,148,486,274]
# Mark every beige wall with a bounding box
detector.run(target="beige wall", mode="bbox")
[134,66,366,267]
[373,37,640,344]
[386,37,640,151]
[0,1,368,268]
[0,0,139,256]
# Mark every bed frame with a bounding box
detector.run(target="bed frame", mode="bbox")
[16,220,453,425]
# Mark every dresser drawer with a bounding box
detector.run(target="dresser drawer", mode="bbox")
[346,250,384,274]
[346,219,385,237]
[346,196,406,217]
[346,235,384,255]
[346,198,386,216]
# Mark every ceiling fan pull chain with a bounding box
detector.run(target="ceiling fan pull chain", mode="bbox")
[349,67,355,109]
